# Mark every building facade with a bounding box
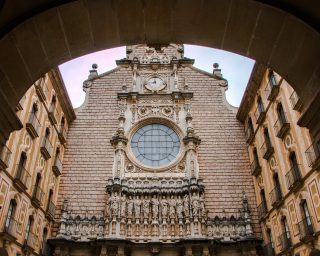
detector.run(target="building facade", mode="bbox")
[50,44,260,256]
[0,69,75,256]
[237,64,320,255]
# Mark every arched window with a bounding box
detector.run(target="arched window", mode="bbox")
[60,116,65,129]
[32,173,42,203]
[277,103,287,124]
[5,200,16,232]
[281,216,291,241]
[257,96,265,114]
[263,128,272,148]
[273,173,282,199]
[16,152,27,179]
[259,189,268,217]
[47,189,53,208]
[266,228,275,253]
[248,117,254,133]
[50,95,56,111]
[289,152,300,176]
[253,147,259,165]
[301,200,312,224]
[41,228,48,254]
[25,216,33,242]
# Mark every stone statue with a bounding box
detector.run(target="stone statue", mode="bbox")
[161,195,168,219]
[134,195,142,219]
[199,193,206,217]
[169,195,176,219]
[108,192,120,216]
[176,195,183,219]
[120,194,127,217]
[183,194,190,217]
[142,195,150,219]
[127,195,134,219]
[151,195,159,219]
[191,193,200,217]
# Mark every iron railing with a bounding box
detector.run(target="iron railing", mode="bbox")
[41,137,53,160]
[46,201,56,220]
[289,91,302,111]
[270,186,282,207]
[254,105,266,125]
[52,155,62,176]
[297,216,314,241]
[278,231,292,252]
[260,140,274,160]
[58,125,67,144]
[1,216,20,238]
[32,185,45,207]
[305,142,320,169]
[245,126,254,144]
[257,201,268,220]
[0,145,12,170]
[274,112,290,138]
[265,79,279,101]
[26,112,41,138]
[14,164,31,191]
[285,164,302,191]
[25,231,37,249]
[250,157,261,176]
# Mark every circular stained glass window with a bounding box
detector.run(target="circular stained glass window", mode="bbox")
[131,124,180,167]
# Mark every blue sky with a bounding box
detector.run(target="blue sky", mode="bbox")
[59,45,255,108]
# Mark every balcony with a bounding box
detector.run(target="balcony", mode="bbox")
[269,186,283,208]
[52,156,62,176]
[46,201,56,221]
[297,217,315,242]
[289,91,302,111]
[15,95,26,111]
[58,125,67,144]
[13,165,31,192]
[265,81,279,102]
[257,201,268,220]
[35,79,48,103]
[48,105,58,125]
[0,145,11,171]
[23,231,37,251]
[40,137,53,160]
[0,217,20,242]
[250,158,261,177]
[254,107,266,125]
[261,141,274,160]
[285,165,303,192]
[274,113,290,139]
[278,231,292,252]
[245,127,254,144]
[306,142,320,170]
[31,185,45,209]
[262,242,275,256]
[26,112,41,139]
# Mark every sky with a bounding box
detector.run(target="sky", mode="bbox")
[59,45,255,109]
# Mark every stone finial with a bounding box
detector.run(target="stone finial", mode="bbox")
[213,63,222,79]
[88,63,98,79]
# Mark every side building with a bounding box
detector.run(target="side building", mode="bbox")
[237,64,320,256]
[0,69,75,256]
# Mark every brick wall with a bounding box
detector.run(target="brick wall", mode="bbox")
[55,65,260,235]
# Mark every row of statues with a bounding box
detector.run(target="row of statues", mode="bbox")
[106,191,206,220]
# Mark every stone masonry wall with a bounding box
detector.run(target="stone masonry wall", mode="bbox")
[54,65,260,236]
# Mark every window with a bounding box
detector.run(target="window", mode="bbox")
[5,200,16,231]
[289,152,301,176]
[131,124,180,167]
[301,201,311,224]
[277,103,287,123]
[248,117,254,133]
[267,229,274,248]
[268,71,277,88]
[263,128,272,148]
[25,216,33,241]
[41,228,48,254]
[253,148,259,165]
[273,173,282,198]
[260,189,267,208]
[281,217,291,238]
[257,96,264,114]
[16,152,27,178]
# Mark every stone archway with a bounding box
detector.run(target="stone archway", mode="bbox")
[0,0,319,143]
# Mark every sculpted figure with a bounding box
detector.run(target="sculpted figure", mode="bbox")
[176,195,183,219]
[161,195,168,219]
[142,195,150,218]
[191,193,200,217]
[134,195,142,219]
[108,192,120,216]
[127,195,134,219]
[183,194,190,217]
[120,194,127,217]
[151,195,159,219]
[169,195,176,218]
[199,193,206,217]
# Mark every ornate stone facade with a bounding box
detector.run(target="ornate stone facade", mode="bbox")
[52,44,260,255]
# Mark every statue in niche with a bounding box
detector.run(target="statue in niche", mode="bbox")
[151,194,159,219]
[134,195,142,219]
[176,195,183,219]
[161,195,168,219]
[191,192,200,217]
[120,194,127,217]
[142,195,150,219]
[199,193,206,217]
[169,195,176,219]
[108,192,120,216]
[127,195,134,219]
[183,194,190,217]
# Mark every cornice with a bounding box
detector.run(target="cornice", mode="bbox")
[48,68,76,124]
